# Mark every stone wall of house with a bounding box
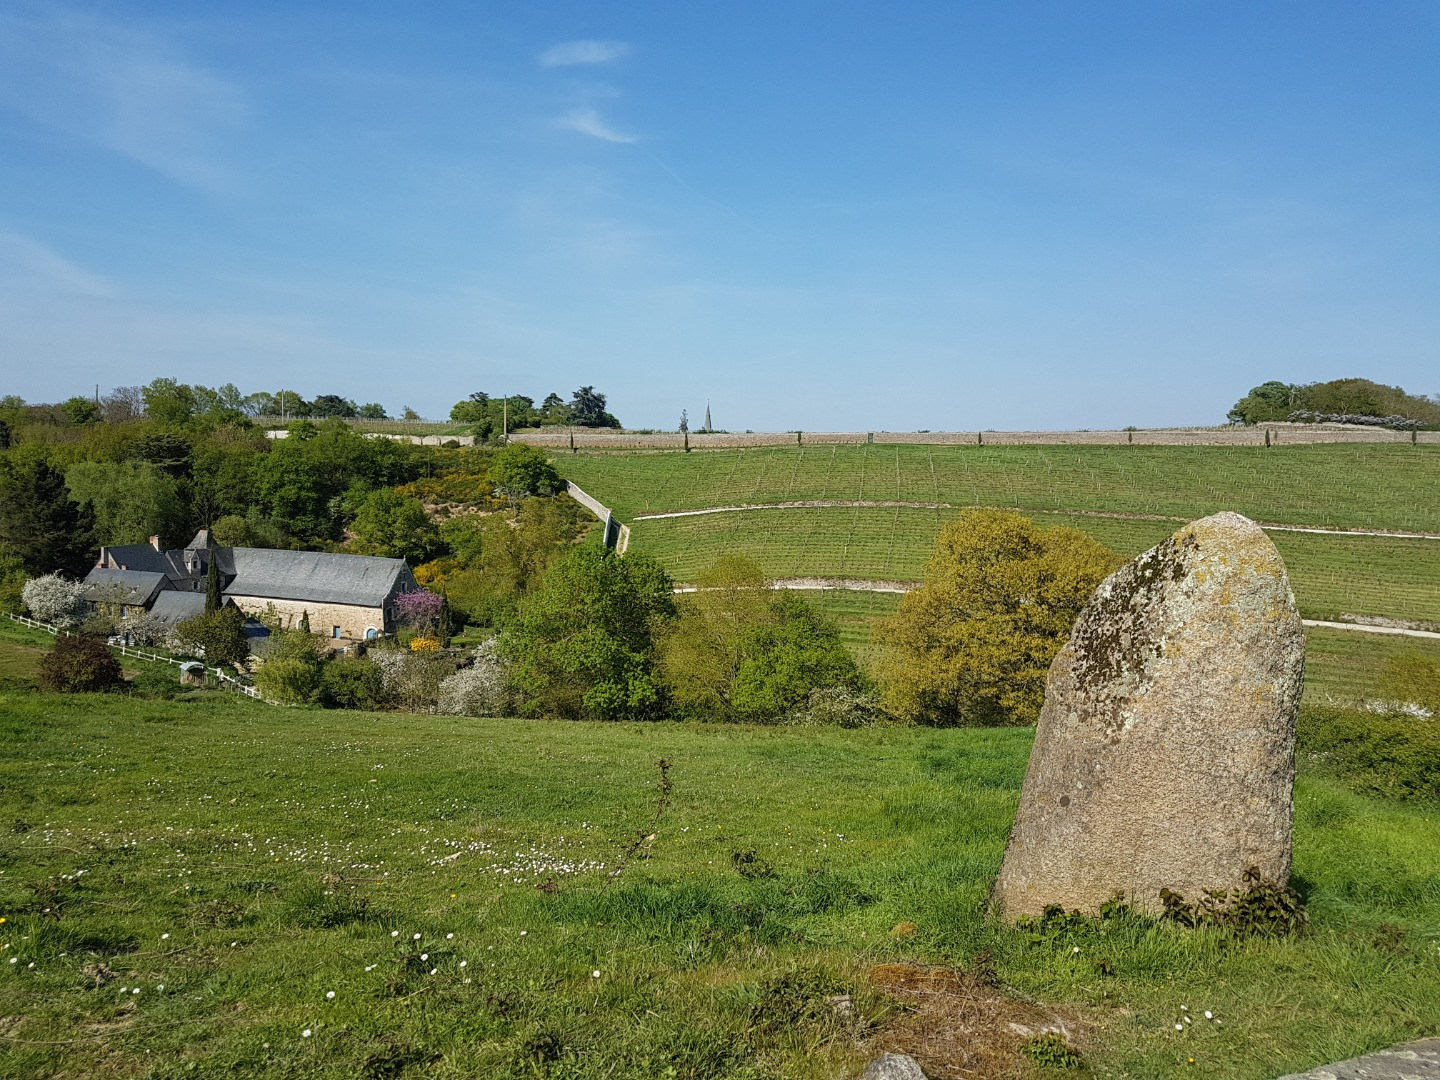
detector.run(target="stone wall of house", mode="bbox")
[227,596,387,641]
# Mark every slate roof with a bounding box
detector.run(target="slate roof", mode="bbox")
[148,590,208,626]
[218,549,407,608]
[100,544,193,583]
[82,568,170,607]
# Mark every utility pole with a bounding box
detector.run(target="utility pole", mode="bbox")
[503,397,508,439]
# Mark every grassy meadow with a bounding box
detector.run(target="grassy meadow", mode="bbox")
[3,691,1440,1080]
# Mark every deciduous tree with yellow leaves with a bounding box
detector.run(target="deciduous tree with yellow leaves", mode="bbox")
[876,509,1120,726]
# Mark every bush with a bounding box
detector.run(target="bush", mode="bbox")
[1298,704,1440,802]
[38,636,125,693]
[319,656,386,710]
[256,658,322,705]
[786,686,889,728]
[875,510,1121,726]
[254,630,325,705]
[369,647,456,712]
[436,640,509,716]
[21,574,89,629]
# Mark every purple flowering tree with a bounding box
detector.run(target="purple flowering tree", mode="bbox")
[393,588,444,630]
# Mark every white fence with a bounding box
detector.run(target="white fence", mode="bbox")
[566,481,627,551]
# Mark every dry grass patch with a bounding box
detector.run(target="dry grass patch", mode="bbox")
[866,963,1088,1079]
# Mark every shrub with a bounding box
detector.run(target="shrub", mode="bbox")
[319,656,386,710]
[875,510,1121,726]
[786,686,889,728]
[369,647,456,712]
[655,557,865,722]
[254,630,325,705]
[38,636,125,693]
[436,640,509,716]
[255,658,321,705]
[1298,704,1440,802]
[21,574,89,629]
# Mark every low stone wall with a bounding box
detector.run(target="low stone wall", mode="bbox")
[515,425,1438,451]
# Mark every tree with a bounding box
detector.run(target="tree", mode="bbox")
[488,442,562,498]
[501,548,674,720]
[61,397,100,425]
[678,409,689,434]
[142,378,198,426]
[205,548,222,613]
[0,418,10,450]
[176,606,250,667]
[39,636,125,693]
[1226,381,1295,424]
[357,403,388,419]
[876,510,1121,726]
[65,461,187,548]
[0,459,96,577]
[569,386,620,428]
[350,489,442,564]
[540,393,569,425]
[254,629,325,704]
[310,394,359,418]
[21,574,90,628]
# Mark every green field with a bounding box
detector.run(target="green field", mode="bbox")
[2,693,1439,1079]
[564,443,1440,531]
[629,508,1440,624]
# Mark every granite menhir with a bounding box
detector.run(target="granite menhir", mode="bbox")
[993,512,1305,917]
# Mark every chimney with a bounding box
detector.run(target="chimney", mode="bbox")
[149,535,162,551]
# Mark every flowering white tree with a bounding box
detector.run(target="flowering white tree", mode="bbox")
[21,574,90,628]
[437,640,509,717]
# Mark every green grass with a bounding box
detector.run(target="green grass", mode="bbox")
[629,508,1440,624]
[563,443,1440,532]
[1,694,1438,1078]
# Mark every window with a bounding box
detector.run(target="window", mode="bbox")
[332,625,342,638]
[365,627,378,640]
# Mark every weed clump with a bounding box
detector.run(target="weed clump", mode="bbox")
[1021,1032,1084,1069]
[1160,866,1307,936]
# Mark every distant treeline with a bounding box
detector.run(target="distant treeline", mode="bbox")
[1228,378,1440,428]
[448,387,622,437]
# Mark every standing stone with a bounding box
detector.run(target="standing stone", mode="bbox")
[993,511,1304,918]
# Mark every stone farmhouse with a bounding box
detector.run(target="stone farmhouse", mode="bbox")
[83,530,422,643]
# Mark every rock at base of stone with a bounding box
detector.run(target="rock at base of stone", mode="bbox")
[993,511,1305,918]
[1274,1037,1440,1079]
[863,1052,928,1080]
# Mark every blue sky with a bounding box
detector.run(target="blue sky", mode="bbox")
[1,1,1436,430]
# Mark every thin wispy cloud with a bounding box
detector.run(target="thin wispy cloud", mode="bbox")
[539,40,630,68]
[0,11,245,192]
[0,232,113,296]
[556,106,638,144]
